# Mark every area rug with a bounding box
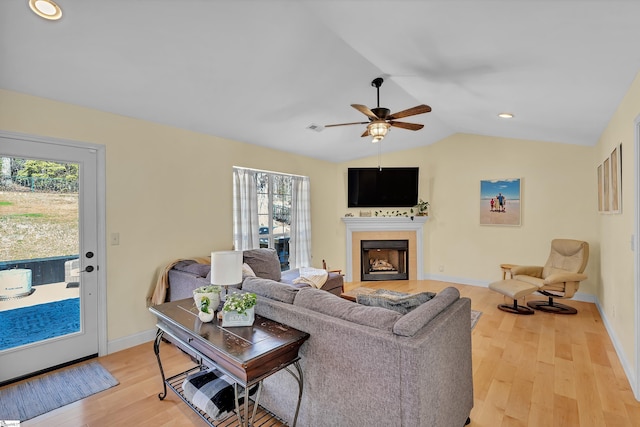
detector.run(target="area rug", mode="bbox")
[471,310,482,330]
[0,361,119,421]
[0,298,80,351]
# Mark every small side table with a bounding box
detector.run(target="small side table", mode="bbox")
[500,263,517,280]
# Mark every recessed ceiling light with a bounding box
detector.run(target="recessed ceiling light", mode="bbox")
[498,113,514,119]
[29,0,62,21]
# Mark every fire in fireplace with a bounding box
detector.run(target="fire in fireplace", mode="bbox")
[360,240,409,281]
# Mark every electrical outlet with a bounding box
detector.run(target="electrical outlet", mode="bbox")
[110,232,120,246]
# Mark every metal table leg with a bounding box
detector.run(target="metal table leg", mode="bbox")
[285,361,304,427]
[153,328,168,400]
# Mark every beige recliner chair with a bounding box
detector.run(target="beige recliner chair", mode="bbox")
[489,239,589,315]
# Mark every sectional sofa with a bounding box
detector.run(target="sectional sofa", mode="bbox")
[164,248,473,426]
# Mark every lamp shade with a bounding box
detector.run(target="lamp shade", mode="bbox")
[211,250,243,286]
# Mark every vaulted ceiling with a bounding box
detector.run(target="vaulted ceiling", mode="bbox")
[2,1,640,162]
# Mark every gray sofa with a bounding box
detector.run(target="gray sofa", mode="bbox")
[165,248,344,302]
[165,249,472,425]
[242,278,474,427]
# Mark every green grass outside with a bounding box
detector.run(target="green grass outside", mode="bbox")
[0,192,79,261]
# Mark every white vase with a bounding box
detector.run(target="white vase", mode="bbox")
[193,291,220,312]
[221,306,255,327]
[198,310,215,323]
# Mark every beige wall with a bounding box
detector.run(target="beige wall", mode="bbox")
[595,71,640,371]
[2,82,637,383]
[0,89,340,342]
[338,134,598,291]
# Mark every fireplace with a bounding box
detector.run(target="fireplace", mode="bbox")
[361,240,409,281]
[342,216,428,282]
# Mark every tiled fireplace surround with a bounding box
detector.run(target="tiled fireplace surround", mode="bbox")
[341,217,428,282]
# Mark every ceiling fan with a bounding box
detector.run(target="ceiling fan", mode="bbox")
[325,77,431,143]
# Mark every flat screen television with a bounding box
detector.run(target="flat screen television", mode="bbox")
[347,167,419,208]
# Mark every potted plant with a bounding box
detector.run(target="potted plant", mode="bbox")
[221,292,257,327]
[193,285,221,312]
[197,295,215,322]
[415,199,429,216]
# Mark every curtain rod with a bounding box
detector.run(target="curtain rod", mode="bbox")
[233,166,307,178]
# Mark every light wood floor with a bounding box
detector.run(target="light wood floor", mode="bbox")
[11,281,640,427]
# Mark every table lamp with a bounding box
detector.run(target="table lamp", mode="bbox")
[211,250,243,301]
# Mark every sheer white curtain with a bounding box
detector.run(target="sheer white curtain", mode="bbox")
[289,175,311,268]
[232,167,260,250]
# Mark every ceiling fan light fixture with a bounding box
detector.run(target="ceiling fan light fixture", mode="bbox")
[368,121,390,143]
[29,0,62,20]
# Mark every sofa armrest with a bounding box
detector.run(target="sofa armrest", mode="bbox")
[392,287,460,337]
[167,269,210,302]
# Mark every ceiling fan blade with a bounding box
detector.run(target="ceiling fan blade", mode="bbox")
[325,121,369,128]
[389,121,424,131]
[352,104,380,120]
[361,129,370,137]
[388,104,432,120]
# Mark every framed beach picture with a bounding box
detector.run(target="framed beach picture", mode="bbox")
[480,178,521,226]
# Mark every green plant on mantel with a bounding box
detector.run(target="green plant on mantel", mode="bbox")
[374,210,410,217]
[373,199,429,218]
[415,199,429,216]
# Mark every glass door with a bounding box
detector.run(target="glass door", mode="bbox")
[0,134,100,384]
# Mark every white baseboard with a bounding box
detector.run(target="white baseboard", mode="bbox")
[595,299,640,401]
[423,273,489,288]
[107,328,156,354]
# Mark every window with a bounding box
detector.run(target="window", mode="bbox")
[256,171,292,270]
[233,167,311,271]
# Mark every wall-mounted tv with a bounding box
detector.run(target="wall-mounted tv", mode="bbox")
[347,167,419,208]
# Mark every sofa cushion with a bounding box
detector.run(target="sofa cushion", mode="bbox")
[357,289,436,314]
[392,287,460,337]
[173,260,211,278]
[294,287,402,332]
[243,248,281,282]
[242,276,298,304]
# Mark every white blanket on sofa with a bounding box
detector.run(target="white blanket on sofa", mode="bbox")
[293,267,328,289]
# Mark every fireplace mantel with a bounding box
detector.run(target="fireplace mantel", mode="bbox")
[341,216,428,282]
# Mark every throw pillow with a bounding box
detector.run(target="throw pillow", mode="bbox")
[242,262,256,279]
[356,289,436,315]
[242,248,282,282]
[181,369,237,421]
[173,260,211,278]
